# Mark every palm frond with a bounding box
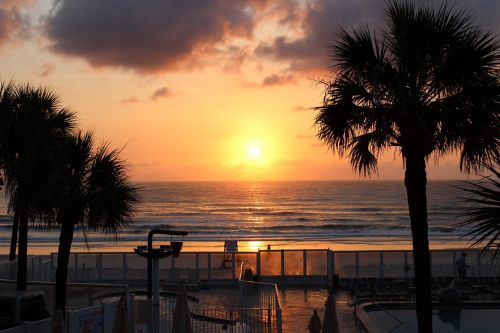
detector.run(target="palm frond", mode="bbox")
[84,144,139,237]
[458,165,500,260]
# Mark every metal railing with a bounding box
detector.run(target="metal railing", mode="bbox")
[157,296,279,333]
[239,262,282,333]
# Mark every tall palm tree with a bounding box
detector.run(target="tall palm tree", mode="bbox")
[459,165,500,259]
[314,2,499,332]
[54,131,138,313]
[0,83,75,290]
[0,84,19,262]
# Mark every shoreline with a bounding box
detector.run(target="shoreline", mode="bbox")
[0,239,477,255]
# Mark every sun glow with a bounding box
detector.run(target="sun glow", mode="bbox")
[248,240,262,252]
[248,145,261,159]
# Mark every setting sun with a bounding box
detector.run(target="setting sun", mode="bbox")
[248,145,261,159]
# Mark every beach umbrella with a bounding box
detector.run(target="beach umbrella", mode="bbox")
[322,293,340,333]
[171,284,192,333]
[112,296,130,333]
[51,310,64,333]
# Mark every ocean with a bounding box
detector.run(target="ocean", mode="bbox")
[0,180,474,252]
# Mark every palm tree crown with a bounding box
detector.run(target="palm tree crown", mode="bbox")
[315,2,499,173]
[0,82,75,289]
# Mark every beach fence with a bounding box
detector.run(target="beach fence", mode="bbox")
[1,249,499,286]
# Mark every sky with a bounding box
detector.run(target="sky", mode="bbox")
[0,0,498,181]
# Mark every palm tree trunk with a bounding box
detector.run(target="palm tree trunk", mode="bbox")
[9,212,19,261]
[16,209,28,291]
[55,221,75,313]
[404,153,432,333]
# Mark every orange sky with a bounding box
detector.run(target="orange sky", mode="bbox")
[0,0,497,181]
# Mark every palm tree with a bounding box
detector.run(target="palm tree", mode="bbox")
[459,166,500,259]
[314,2,499,332]
[54,131,138,313]
[0,84,19,262]
[0,83,75,290]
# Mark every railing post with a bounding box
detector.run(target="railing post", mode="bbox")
[232,253,236,279]
[195,253,200,279]
[380,252,384,278]
[122,253,127,280]
[257,252,261,278]
[37,256,42,280]
[327,250,332,288]
[303,250,307,276]
[74,254,79,282]
[50,253,56,281]
[276,307,283,333]
[31,257,35,281]
[280,250,285,276]
[98,254,103,281]
[477,253,481,278]
[88,286,94,306]
[452,251,457,278]
[207,253,212,281]
[267,308,272,332]
[404,252,409,279]
[429,251,433,277]
[355,252,359,279]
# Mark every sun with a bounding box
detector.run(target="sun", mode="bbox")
[248,145,261,159]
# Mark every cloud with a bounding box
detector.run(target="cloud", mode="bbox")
[36,63,55,77]
[44,0,268,73]
[243,73,296,87]
[151,86,170,100]
[0,1,31,47]
[254,0,500,73]
[261,73,295,86]
[121,96,139,104]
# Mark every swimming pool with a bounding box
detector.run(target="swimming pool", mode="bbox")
[356,302,500,333]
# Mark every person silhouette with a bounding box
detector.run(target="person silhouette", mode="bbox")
[456,252,469,280]
[307,309,322,333]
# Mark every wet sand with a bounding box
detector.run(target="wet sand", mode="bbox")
[0,239,474,256]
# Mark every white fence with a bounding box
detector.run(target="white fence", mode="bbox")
[1,297,127,333]
[1,249,498,285]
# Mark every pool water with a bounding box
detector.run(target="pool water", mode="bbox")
[363,305,500,333]
[279,288,364,333]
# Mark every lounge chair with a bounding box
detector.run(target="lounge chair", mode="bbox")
[371,279,392,300]
[348,279,373,299]
[391,280,410,300]
[483,278,500,299]
[162,268,181,289]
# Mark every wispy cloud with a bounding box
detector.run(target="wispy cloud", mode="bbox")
[121,96,139,104]
[36,63,55,77]
[151,86,170,100]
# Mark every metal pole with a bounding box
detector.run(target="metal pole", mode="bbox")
[152,258,160,333]
[303,250,307,276]
[380,252,384,278]
[280,250,285,276]
[355,252,359,279]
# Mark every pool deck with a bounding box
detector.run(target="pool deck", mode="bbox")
[188,286,366,332]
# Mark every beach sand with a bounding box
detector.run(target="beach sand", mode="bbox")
[0,239,475,256]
